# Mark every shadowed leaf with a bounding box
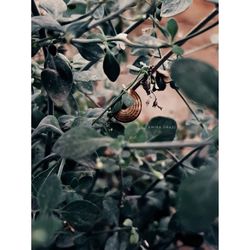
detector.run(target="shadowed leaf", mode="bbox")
[103,51,120,82]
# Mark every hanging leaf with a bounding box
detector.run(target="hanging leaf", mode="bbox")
[103,50,120,82]
[146,116,177,141]
[32,15,64,33]
[42,53,73,107]
[71,40,104,62]
[176,166,218,232]
[170,58,218,113]
[161,0,192,17]
[166,18,178,41]
[53,126,114,162]
[61,200,100,230]
[155,71,167,91]
[37,175,64,212]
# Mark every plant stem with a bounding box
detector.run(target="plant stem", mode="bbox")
[57,158,66,179]
[141,144,205,198]
[125,139,213,150]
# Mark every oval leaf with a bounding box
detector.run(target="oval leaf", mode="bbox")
[72,40,104,62]
[176,166,218,232]
[53,126,114,162]
[37,175,64,212]
[170,58,218,112]
[166,18,178,41]
[161,0,192,17]
[103,51,120,82]
[42,53,73,107]
[146,116,177,141]
[61,200,100,230]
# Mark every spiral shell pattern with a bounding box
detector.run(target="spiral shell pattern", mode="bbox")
[114,90,142,123]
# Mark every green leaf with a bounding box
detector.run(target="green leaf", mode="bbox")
[176,166,218,232]
[61,200,100,230]
[105,232,119,250]
[146,116,177,141]
[161,0,192,17]
[37,175,64,212]
[166,18,178,41]
[72,40,104,62]
[32,115,63,138]
[103,197,119,226]
[103,50,120,82]
[170,58,218,113]
[172,45,184,55]
[53,126,114,162]
[32,213,63,248]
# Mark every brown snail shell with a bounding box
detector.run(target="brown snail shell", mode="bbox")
[114,90,142,123]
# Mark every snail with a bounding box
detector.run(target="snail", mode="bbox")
[114,89,142,123]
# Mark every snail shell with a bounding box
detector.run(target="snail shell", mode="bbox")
[114,90,142,123]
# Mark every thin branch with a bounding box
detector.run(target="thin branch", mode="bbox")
[141,144,206,198]
[83,92,101,108]
[125,139,213,150]
[174,88,209,135]
[57,158,66,179]
[166,150,198,172]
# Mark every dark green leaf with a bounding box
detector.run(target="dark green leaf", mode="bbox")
[37,175,63,212]
[166,18,178,41]
[170,58,218,112]
[32,115,63,138]
[172,44,184,55]
[176,166,218,232]
[32,15,64,33]
[161,0,192,17]
[105,232,119,250]
[53,126,114,162]
[61,200,100,230]
[103,197,119,226]
[155,71,167,91]
[72,40,104,62]
[42,53,73,107]
[32,213,63,248]
[146,116,177,141]
[103,51,120,82]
